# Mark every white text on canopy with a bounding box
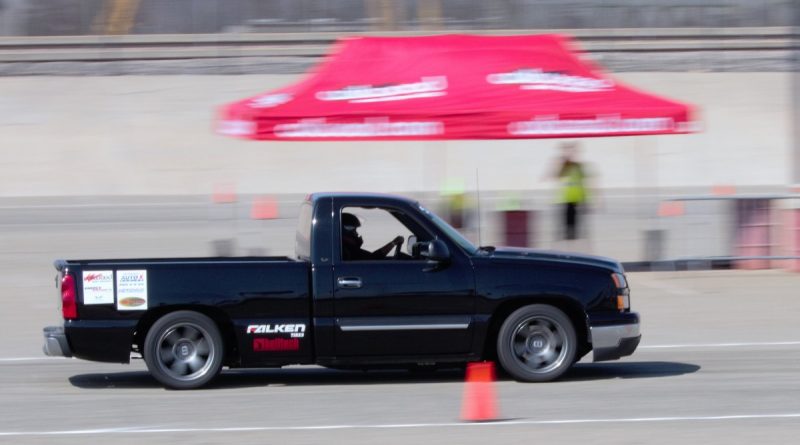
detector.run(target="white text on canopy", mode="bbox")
[487,69,614,93]
[316,77,447,103]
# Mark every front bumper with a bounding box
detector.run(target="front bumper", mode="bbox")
[590,321,641,362]
[43,326,72,357]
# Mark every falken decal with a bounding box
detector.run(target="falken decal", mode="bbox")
[246,324,306,338]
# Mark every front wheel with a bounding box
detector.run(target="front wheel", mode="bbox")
[143,311,224,389]
[496,304,577,382]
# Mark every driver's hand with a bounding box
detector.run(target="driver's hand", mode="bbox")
[393,236,404,246]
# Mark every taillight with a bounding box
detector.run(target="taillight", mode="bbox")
[61,274,77,319]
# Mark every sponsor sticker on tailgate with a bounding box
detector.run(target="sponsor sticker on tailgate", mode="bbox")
[116,270,148,311]
[82,270,114,305]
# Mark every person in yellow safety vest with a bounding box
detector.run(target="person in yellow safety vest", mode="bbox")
[447,192,466,229]
[554,142,589,240]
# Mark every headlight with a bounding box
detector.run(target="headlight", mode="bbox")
[611,272,627,289]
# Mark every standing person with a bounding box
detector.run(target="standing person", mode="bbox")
[553,142,589,241]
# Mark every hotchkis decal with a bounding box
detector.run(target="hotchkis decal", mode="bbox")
[316,77,447,103]
[116,270,148,311]
[507,116,675,136]
[253,338,300,352]
[274,118,444,138]
[82,270,114,305]
[247,324,306,338]
[249,93,292,108]
[487,68,614,93]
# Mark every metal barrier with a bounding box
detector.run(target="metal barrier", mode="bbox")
[656,194,800,270]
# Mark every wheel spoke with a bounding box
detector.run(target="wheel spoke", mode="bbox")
[540,348,557,365]
[159,346,174,364]
[163,330,180,346]
[186,356,205,373]
[184,326,202,341]
[522,351,544,368]
[195,338,210,356]
[170,360,188,376]
[513,341,527,357]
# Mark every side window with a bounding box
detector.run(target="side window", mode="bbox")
[340,206,431,261]
[295,202,313,260]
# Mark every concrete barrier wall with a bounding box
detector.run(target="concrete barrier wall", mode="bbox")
[0,0,794,36]
[0,72,790,197]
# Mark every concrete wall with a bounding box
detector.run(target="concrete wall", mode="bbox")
[0,0,29,36]
[0,72,791,197]
[1,0,794,36]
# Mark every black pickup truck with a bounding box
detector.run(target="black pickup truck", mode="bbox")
[44,192,640,389]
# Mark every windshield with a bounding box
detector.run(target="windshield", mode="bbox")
[417,204,478,255]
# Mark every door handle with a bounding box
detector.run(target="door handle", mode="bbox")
[337,277,362,289]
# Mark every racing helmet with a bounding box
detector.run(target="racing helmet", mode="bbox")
[341,212,361,232]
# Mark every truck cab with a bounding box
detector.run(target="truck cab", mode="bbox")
[304,193,481,364]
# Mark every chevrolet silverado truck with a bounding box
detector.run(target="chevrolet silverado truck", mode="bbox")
[43,192,640,389]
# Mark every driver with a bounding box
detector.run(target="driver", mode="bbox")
[341,212,403,261]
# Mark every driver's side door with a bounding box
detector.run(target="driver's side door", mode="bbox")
[331,202,476,358]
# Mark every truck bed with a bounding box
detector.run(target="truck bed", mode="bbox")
[57,256,312,365]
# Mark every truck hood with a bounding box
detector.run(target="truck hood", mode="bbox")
[485,247,623,273]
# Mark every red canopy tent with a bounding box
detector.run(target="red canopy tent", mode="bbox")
[217,34,695,141]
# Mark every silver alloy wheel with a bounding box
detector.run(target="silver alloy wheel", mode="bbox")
[154,322,215,382]
[509,315,569,374]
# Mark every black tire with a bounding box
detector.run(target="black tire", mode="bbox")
[143,311,224,389]
[496,304,577,382]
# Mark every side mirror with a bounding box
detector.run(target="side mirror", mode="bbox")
[407,235,417,255]
[425,239,450,262]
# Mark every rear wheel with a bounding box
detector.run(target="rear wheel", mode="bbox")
[143,311,223,389]
[496,304,577,382]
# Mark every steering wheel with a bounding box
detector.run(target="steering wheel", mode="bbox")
[393,236,404,258]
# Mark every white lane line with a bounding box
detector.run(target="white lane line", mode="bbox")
[0,203,203,210]
[640,341,800,349]
[1,413,800,436]
[0,357,68,362]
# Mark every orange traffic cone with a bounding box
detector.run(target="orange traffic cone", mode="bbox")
[712,185,736,196]
[657,201,685,217]
[212,182,237,204]
[461,361,499,422]
[251,195,279,220]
